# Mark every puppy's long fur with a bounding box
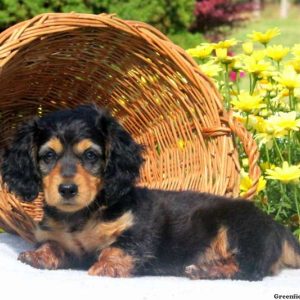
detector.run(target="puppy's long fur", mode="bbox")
[2,105,300,280]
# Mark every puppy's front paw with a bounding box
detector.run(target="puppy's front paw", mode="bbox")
[88,247,134,278]
[18,242,66,270]
[88,260,131,277]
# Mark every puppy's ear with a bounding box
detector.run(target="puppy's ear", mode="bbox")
[97,109,144,205]
[1,119,41,201]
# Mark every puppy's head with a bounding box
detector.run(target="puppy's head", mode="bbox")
[1,105,144,212]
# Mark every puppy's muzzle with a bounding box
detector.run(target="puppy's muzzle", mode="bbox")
[58,183,78,200]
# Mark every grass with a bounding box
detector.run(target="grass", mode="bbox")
[167,31,204,50]
[166,4,300,51]
[229,4,300,47]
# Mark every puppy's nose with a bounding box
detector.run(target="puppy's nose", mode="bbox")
[58,184,78,199]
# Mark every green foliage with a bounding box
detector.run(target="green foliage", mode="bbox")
[168,31,204,49]
[105,0,194,34]
[0,0,91,30]
[0,0,195,34]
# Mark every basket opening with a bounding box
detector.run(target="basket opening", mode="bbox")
[0,24,238,195]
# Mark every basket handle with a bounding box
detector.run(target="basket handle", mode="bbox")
[226,111,261,199]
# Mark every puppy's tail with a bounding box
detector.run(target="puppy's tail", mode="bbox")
[278,226,300,269]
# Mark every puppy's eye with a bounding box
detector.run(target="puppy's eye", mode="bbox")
[42,150,57,163]
[83,150,99,162]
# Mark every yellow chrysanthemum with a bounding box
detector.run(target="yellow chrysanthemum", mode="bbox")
[270,89,290,109]
[177,139,186,149]
[242,158,249,168]
[251,49,266,61]
[255,111,300,148]
[255,132,274,149]
[248,28,280,45]
[231,91,266,112]
[267,111,300,133]
[231,55,243,71]
[242,56,271,75]
[186,44,213,59]
[257,80,274,92]
[232,111,247,124]
[266,45,289,62]
[242,42,254,55]
[275,65,300,90]
[199,60,222,78]
[240,169,266,196]
[215,48,234,64]
[265,161,300,184]
[247,115,267,131]
[214,39,238,49]
[287,59,300,73]
[254,116,290,148]
[260,162,276,172]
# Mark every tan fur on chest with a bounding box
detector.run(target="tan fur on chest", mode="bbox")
[35,212,134,256]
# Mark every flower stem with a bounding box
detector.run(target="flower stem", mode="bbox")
[250,75,257,95]
[288,131,292,165]
[265,144,270,165]
[275,183,286,220]
[289,89,295,111]
[293,185,300,232]
[273,138,284,163]
[224,64,231,110]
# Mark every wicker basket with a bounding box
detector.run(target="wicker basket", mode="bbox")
[0,13,260,243]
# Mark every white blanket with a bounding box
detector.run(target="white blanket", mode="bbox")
[0,233,299,300]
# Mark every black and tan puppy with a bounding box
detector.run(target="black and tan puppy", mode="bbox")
[1,105,300,280]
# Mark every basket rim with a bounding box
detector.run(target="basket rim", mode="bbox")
[0,12,260,199]
[0,12,224,112]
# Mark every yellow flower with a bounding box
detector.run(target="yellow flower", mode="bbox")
[247,115,267,131]
[255,132,274,149]
[275,65,300,90]
[177,139,186,149]
[265,161,300,184]
[267,111,300,133]
[292,44,300,58]
[200,60,222,78]
[214,39,238,49]
[255,111,300,147]
[186,44,213,59]
[266,45,289,62]
[231,91,266,112]
[251,49,266,61]
[260,162,275,172]
[242,56,271,75]
[215,48,234,64]
[232,111,247,124]
[257,80,274,92]
[254,114,292,148]
[242,158,249,168]
[248,28,280,45]
[287,59,300,73]
[231,55,243,71]
[240,169,266,196]
[242,42,254,55]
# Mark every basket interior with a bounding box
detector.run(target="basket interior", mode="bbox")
[0,18,240,198]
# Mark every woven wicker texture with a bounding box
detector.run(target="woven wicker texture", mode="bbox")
[0,13,260,242]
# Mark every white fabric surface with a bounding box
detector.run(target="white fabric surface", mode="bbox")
[0,233,299,300]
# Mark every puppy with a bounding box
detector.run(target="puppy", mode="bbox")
[1,105,300,280]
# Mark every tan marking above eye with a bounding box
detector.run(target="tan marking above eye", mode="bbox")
[73,139,102,155]
[74,139,94,154]
[41,137,63,154]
